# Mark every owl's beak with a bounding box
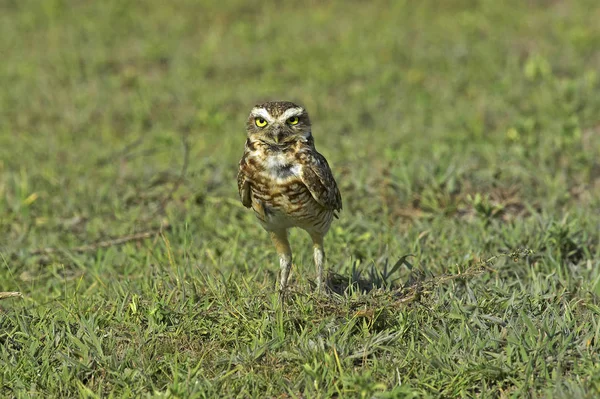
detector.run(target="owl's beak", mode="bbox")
[272,128,284,144]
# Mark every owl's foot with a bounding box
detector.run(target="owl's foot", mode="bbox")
[278,288,287,304]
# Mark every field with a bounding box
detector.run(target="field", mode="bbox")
[1,0,600,397]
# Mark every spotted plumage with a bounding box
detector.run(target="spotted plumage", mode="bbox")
[237,101,342,293]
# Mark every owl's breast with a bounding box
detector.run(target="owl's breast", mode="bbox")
[251,183,332,234]
[243,149,334,233]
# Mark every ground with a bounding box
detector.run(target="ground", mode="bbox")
[1,0,600,397]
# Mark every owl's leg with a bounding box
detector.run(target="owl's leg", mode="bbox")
[270,229,293,294]
[310,232,326,293]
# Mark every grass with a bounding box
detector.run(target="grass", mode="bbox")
[1,0,600,397]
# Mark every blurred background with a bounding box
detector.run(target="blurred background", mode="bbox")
[1,0,600,396]
[1,0,599,274]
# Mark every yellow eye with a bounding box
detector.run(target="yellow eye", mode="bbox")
[287,116,299,125]
[255,117,268,127]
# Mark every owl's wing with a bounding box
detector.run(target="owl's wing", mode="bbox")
[237,155,252,208]
[300,151,343,214]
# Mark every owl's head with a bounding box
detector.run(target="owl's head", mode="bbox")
[246,101,312,145]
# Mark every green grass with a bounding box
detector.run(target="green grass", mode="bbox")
[1,0,600,397]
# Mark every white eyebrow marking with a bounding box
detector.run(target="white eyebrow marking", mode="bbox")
[279,107,304,121]
[250,108,274,123]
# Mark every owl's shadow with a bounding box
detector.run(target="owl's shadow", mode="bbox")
[317,255,418,297]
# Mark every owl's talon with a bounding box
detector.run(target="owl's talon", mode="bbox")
[278,289,286,303]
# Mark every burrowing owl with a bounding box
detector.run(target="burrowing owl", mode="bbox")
[237,101,342,294]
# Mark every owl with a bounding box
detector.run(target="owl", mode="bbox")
[237,101,342,294]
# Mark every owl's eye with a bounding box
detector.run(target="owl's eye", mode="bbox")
[287,116,299,125]
[255,117,268,127]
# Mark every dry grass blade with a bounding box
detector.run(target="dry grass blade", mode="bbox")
[157,133,190,213]
[391,264,488,306]
[31,223,171,255]
[0,292,22,300]
[95,136,145,166]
